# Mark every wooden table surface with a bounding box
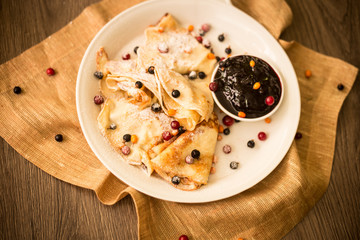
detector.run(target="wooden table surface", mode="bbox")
[1,0,359,239]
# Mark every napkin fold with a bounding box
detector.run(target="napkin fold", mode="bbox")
[0,0,357,239]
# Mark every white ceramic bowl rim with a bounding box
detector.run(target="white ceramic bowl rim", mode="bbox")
[211,54,284,122]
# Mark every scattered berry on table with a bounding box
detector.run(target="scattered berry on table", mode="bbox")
[94,71,103,79]
[135,81,143,88]
[187,25,194,32]
[109,123,117,130]
[265,117,271,123]
[305,69,312,78]
[191,149,200,159]
[218,33,225,42]
[172,89,180,98]
[122,53,130,60]
[222,115,234,126]
[217,135,223,141]
[258,132,267,141]
[121,145,131,155]
[185,155,194,164]
[295,132,302,139]
[230,161,239,169]
[55,134,63,142]
[94,95,104,105]
[179,235,189,240]
[223,144,231,154]
[162,131,172,141]
[148,66,155,74]
[172,176,181,185]
[171,120,180,129]
[46,68,55,76]
[198,29,205,36]
[223,128,230,135]
[123,134,131,142]
[247,140,255,148]
[13,86,22,94]
[134,46,139,54]
[337,83,344,90]
[198,71,206,79]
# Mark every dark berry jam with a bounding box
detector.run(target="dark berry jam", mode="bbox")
[214,55,282,118]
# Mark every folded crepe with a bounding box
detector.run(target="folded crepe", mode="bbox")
[139,13,215,75]
[95,13,219,190]
[98,97,219,188]
[151,116,218,190]
[137,13,216,130]
[97,98,175,175]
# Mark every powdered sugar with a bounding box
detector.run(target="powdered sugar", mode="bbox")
[158,42,169,53]
[138,107,173,131]
[165,31,198,55]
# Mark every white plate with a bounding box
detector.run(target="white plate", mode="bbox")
[76,0,300,203]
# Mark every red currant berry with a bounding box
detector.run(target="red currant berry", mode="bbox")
[179,235,189,240]
[122,53,131,60]
[201,23,211,32]
[121,146,131,155]
[162,131,172,141]
[209,82,218,92]
[265,96,275,106]
[171,120,180,129]
[195,36,203,43]
[46,68,55,76]
[222,115,234,126]
[94,95,104,105]
[258,132,267,141]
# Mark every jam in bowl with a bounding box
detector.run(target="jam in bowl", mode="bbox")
[209,55,284,121]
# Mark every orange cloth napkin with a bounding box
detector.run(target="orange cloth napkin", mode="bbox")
[0,0,357,239]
